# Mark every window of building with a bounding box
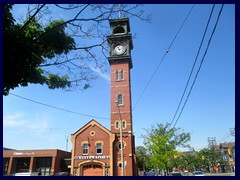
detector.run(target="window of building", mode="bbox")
[117,94,123,105]
[116,70,119,81]
[117,142,125,150]
[82,144,89,155]
[96,143,103,154]
[36,157,52,176]
[105,168,110,176]
[116,70,124,81]
[115,121,119,129]
[122,121,126,129]
[118,162,122,168]
[3,158,9,175]
[16,157,30,173]
[120,70,124,80]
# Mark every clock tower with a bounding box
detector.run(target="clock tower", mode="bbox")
[107,18,137,176]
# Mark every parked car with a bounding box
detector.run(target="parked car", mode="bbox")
[170,172,182,176]
[14,172,41,176]
[55,172,71,176]
[183,170,189,176]
[192,171,205,176]
[14,172,32,176]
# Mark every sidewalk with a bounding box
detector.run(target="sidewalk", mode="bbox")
[205,172,235,176]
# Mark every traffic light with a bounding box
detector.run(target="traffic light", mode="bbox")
[227,148,232,155]
[202,155,205,160]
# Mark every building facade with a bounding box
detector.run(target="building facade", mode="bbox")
[70,18,137,176]
[219,142,235,173]
[3,149,71,175]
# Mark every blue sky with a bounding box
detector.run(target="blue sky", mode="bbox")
[3,4,235,152]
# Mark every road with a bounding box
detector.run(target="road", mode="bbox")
[205,172,235,176]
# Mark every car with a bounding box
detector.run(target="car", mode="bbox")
[192,171,205,176]
[14,172,32,176]
[170,172,182,176]
[183,170,189,176]
[55,172,71,176]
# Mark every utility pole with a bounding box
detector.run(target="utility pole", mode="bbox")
[116,102,125,176]
[230,128,235,136]
[208,137,217,172]
[65,135,68,153]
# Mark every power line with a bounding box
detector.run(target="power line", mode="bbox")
[172,4,224,128]
[9,93,109,120]
[169,4,216,127]
[132,5,195,111]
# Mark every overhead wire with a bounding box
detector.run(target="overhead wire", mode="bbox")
[194,133,233,151]
[172,4,224,128]
[9,93,109,120]
[132,4,195,111]
[169,4,216,127]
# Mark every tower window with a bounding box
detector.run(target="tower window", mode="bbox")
[120,70,124,80]
[96,143,103,154]
[118,163,122,168]
[115,121,119,129]
[122,121,126,129]
[117,142,125,150]
[113,26,125,34]
[117,94,123,105]
[82,144,89,155]
[116,70,119,81]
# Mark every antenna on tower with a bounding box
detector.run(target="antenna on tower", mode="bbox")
[118,4,122,18]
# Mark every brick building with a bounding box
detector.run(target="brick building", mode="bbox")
[70,18,138,176]
[3,149,71,175]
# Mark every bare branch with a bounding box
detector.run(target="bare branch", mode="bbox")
[21,4,46,30]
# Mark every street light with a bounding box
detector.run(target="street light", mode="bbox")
[116,101,125,176]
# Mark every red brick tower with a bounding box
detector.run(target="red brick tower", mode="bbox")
[107,18,137,176]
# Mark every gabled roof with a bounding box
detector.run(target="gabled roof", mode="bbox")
[71,119,111,136]
[220,142,235,149]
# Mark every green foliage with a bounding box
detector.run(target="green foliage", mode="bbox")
[135,146,151,171]
[46,74,71,89]
[3,5,75,95]
[142,123,191,173]
[40,20,75,59]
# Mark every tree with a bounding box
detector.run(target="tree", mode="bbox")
[142,123,191,175]
[135,145,151,172]
[3,4,151,95]
[199,147,226,173]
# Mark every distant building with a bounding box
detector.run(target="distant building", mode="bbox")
[3,149,71,175]
[219,142,235,173]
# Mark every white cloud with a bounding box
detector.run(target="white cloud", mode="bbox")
[3,113,26,127]
[3,113,52,134]
[90,67,110,83]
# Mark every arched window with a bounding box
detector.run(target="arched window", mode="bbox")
[120,70,124,80]
[113,26,125,34]
[115,121,119,129]
[122,121,126,129]
[116,70,119,81]
[117,94,123,105]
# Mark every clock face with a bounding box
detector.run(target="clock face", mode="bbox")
[114,45,126,55]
